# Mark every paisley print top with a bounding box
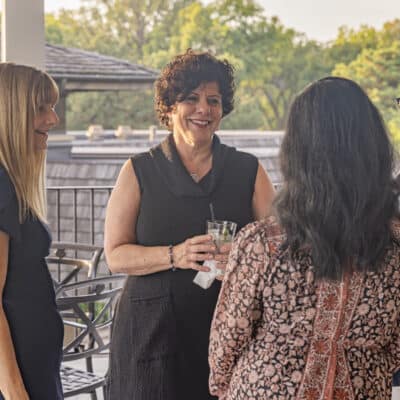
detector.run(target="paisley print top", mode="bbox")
[209,216,400,400]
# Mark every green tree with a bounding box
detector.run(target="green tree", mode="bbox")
[47,0,194,63]
[45,0,400,133]
[324,19,400,67]
[66,90,157,130]
[45,0,195,129]
[333,41,400,146]
[326,25,380,66]
[148,0,331,129]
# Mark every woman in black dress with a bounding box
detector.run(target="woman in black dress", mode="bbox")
[0,63,63,399]
[105,50,275,399]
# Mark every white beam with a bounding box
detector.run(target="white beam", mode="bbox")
[1,0,45,69]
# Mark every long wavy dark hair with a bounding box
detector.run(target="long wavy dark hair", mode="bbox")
[275,77,398,280]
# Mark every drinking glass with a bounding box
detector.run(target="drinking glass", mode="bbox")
[193,220,237,289]
[206,220,237,253]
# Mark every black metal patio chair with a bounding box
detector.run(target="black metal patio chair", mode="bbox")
[56,275,126,399]
[47,241,104,288]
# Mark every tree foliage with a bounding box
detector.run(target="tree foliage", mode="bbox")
[334,40,400,146]
[45,2,400,146]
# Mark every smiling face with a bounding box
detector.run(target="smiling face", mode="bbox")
[33,104,59,150]
[169,81,223,146]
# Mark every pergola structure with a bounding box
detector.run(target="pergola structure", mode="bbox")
[45,43,158,132]
[0,0,158,132]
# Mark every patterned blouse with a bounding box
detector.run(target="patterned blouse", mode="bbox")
[209,216,400,399]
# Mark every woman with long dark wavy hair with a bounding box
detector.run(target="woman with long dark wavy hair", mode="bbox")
[209,77,400,399]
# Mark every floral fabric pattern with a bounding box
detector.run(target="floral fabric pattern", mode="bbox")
[209,216,400,399]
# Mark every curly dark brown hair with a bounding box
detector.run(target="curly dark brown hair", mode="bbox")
[154,49,235,129]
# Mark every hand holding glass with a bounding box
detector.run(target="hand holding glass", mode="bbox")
[193,220,237,289]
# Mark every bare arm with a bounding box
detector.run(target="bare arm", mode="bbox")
[104,160,215,275]
[0,231,29,400]
[252,162,275,220]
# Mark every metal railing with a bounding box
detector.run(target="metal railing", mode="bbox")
[47,184,282,245]
[47,186,114,279]
[47,186,113,245]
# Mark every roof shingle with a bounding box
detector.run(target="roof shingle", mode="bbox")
[46,43,158,83]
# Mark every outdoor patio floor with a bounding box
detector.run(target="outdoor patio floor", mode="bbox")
[64,356,400,400]
[66,357,107,399]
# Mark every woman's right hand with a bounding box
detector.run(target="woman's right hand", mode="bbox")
[172,234,216,272]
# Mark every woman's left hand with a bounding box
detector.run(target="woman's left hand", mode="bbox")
[214,242,232,281]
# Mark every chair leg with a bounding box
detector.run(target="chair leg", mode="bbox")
[103,385,107,400]
[103,370,110,400]
[90,390,98,400]
[86,355,94,373]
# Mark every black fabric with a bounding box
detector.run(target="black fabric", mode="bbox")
[148,134,232,198]
[0,166,63,400]
[0,169,21,242]
[108,134,258,400]
[394,370,400,386]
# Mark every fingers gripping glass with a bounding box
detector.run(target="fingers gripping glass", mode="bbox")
[193,220,237,289]
[206,220,237,250]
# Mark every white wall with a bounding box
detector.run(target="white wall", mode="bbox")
[1,0,45,69]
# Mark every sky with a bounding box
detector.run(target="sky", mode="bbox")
[40,0,400,42]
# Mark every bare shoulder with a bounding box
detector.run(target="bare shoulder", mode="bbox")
[105,159,140,251]
[107,158,140,211]
[252,162,276,220]
[108,159,140,204]
[115,159,137,187]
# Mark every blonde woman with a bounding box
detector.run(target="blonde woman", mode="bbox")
[0,64,63,400]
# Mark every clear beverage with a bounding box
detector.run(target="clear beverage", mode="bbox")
[193,220,237,289]
[207,220,237,250]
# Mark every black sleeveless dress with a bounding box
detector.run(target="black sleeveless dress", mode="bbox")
[0,167,64,399]
[108,134,258,399]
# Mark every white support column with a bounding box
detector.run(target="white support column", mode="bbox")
[1,0,45,69]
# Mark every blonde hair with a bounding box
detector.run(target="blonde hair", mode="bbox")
[0,63,59,222]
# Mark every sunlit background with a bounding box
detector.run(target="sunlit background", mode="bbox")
[2,0,398,146]
[44,0,400,41]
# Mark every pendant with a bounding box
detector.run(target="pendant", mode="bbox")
[190,172,199,182]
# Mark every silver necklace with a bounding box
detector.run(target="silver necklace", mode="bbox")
[190,172,199,182]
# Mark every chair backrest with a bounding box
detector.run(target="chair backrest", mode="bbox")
[56,275,126,362]
[47,242,104,287]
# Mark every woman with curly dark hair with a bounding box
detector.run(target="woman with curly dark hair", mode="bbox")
[209,77,400,399]
[105,49,275,399]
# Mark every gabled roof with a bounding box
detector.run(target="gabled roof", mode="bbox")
[46,43,159,91]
